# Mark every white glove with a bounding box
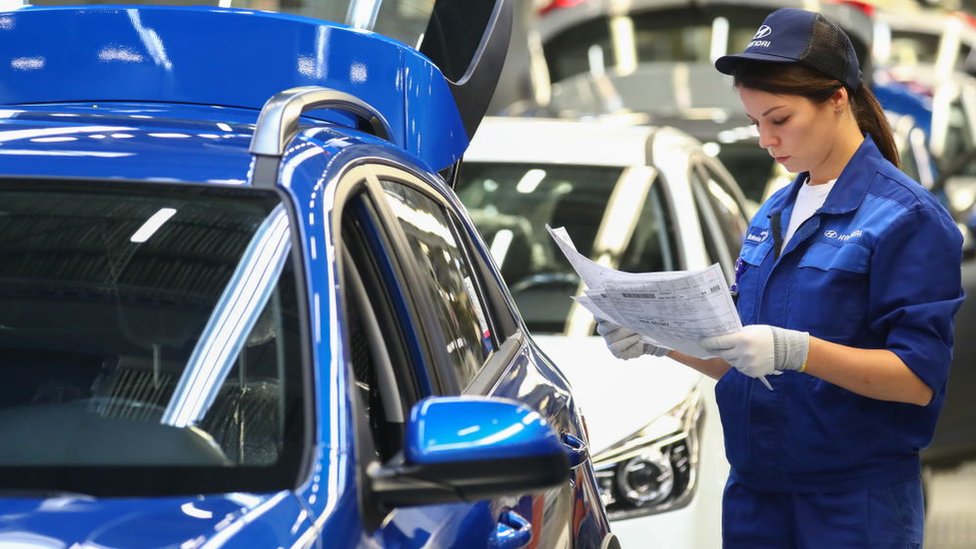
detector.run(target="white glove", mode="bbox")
[596,320,671,360]
[700,324,809,382]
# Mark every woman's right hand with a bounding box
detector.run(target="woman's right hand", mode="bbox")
[596,319,671,359]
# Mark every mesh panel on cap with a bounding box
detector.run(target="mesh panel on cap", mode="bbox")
[802,15,854,87]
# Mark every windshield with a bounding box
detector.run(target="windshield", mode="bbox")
[26,0,435,47]
[0,181,305,496]
[456,163,678,334]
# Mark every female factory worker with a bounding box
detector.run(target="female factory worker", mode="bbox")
[598,7,964,547]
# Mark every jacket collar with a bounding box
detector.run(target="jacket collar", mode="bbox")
[770,134,881,216]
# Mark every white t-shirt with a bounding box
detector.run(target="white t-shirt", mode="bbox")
[783,178,836,246]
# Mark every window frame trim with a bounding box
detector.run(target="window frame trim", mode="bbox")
[370,165,502,394]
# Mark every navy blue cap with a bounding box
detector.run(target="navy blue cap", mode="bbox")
[715,8,862,90]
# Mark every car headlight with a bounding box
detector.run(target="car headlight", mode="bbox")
[592,389,704,519]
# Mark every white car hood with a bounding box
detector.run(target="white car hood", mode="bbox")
[533,335,701,455]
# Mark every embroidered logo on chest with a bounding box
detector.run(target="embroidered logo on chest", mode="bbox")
[823,229,863,242]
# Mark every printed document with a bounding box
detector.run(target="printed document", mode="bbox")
[548,225,742,360]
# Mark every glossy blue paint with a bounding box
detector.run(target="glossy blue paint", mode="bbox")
[0,114,614,545]
[0,6,469,171]
[484,342,616,546]
[402,52,468,167]
[490,510,533,549]
[405,397,562,464]
[0,493,315,547]
[0,103,255,182]
[375,500,502,547]
[0,4,616,545]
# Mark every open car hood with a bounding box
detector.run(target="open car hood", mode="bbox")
[0,0,512,171]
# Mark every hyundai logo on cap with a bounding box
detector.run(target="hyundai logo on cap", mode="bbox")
[713,7,862,90]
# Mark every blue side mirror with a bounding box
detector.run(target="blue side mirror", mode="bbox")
[370,396,569,507]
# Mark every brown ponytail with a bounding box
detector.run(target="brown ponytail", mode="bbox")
[849,82,899,167]
[733,63,900,167]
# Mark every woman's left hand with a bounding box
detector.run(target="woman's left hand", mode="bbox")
[701,324,809,377]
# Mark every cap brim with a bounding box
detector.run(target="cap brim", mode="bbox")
[714,52,798,76]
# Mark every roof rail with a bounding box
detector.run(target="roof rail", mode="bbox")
[248,86,392,188]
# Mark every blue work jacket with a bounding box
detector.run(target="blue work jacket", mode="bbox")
[718,135,965,493]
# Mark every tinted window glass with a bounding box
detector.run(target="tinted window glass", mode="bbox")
[341,191,416,463]
[619,178,679,274]
[944,98,976,175]
[0,181,305,495]
[960,44,974,73]
[380,181,491,389]
[900,135,921,182]
[456,163,678,333]
[716,141,773,204]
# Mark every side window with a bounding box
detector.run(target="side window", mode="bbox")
[340,188,422,463]
[899,135,921,183]
[944,97,976,176]
[691,161,749,280]
[618,179,679,273]
[379,179,494,391]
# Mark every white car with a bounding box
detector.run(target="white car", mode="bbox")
[868,1,976,86]
[457,117,752,548]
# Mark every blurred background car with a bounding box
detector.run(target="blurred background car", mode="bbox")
[458,116,751,548]
[529,0,874,210]
[0,1,621,547]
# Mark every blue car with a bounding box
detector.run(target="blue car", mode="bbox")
[0,2,617,547]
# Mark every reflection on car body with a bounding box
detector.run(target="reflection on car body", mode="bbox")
[0,2,620,547]
[460,116,751,548]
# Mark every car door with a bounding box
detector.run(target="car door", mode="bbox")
[332,161,606,548]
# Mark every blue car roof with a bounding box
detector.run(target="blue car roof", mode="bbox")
[0,103,263,183]
[0,5,469,174]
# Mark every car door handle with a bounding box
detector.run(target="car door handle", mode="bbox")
[489,510,532,549]
[562,432,588,469]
